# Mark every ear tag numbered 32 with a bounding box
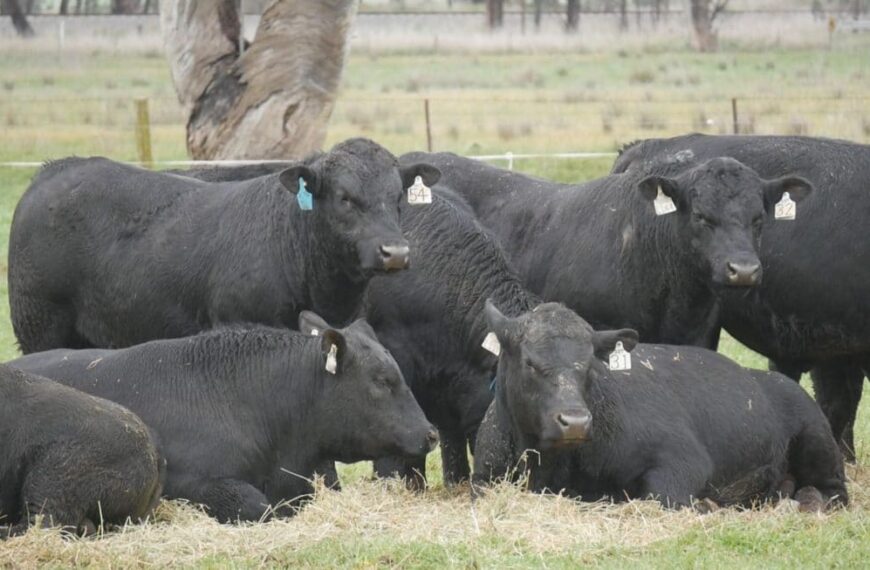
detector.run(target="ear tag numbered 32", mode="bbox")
[774,191,796,221]
[325,344,338,375]
[653,185,677,216]
[297,178,314,211]
[482,332,501,356]
[608,341,631,371]
[407,175,432,205]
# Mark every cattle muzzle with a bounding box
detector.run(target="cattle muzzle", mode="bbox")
[725,260,762,287]
[380,242,411,271]
[552,411,592,447]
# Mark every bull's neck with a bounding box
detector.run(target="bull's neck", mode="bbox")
[277,204,367,327]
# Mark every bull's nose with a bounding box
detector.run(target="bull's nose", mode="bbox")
[380,244,410,270]
[726,261,761,286]
[556,413,592,442]
[424,429,440,452]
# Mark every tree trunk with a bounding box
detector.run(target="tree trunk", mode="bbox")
[161,0,358,160]
[3,0,35,37]
[689,0,718,52]
[619,0,628,31]
[486,0,503,29]
[59,0,69,14]
[534,0,542,28]
[566,0,580,32]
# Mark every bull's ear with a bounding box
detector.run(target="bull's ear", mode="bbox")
[349,318,379,341]
[299,310,332,336]
[637,175,683,206]
[400,163,441,189]
[279,165,320,197]
[762,176,813,211]
[590,328,639,361]
[483,299,521,351]
[320,329,347,375]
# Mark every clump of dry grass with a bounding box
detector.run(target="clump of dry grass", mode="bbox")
[2,466,866,568]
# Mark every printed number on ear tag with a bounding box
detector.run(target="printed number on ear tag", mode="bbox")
[407,175,432,205]
[325,344,338,375]
[774,192,796,220]
[482,332,501,356]
[608,341,631,371]
[297,178,314,211]
[653,185,677,216]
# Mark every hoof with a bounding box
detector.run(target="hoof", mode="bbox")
[795,486,825,513]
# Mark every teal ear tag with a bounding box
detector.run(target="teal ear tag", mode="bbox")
[297,178,313,211]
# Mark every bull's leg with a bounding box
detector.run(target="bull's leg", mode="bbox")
[11,295,89,353]
[439,428,470,487]
[640,449,713,509]
[769,359,805,382]
[166,475,271,523]
[811,359,864,463]
[313,460,341,491]
[788,409,849,509]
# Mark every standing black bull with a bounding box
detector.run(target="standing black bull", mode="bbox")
[359,187,539,487]
[400,152,812,347]
[473,302,848,512]
[612,133,870,461]
[1,364,163,536]
[8,314,437,523]
[9,138,440,352]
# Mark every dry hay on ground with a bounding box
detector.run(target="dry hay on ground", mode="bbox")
[2,465,867,568]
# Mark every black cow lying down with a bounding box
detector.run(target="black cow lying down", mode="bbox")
[0,364,163,537]
[473,302,848,511]
[8,314,437,523]
[9,138,440,352]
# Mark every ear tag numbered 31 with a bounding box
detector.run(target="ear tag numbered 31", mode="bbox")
[774,191,796,221]
[325,344,338,375]
[653,185,677,216]
[297,178,314,211]
[608,341,631,371]
[482,332,501,356]
[407,175,432,205]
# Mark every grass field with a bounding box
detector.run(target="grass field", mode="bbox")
[1,39,869,568]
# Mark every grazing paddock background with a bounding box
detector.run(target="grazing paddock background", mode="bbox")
[1,36,869,567]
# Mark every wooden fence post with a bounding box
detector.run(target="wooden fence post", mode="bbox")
[135,98,153,168]
[424,98,433,152]
[731,97,739,135]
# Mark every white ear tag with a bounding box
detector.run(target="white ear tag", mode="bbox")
[653,186,677,216]
[325,344,338,375]
[310,328,319,336]
[407,175,432,205]
[608,341,631,371]
[774,191,796,220]
[482,332,501,356]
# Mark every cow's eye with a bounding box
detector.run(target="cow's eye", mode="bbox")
[693,212,714,227]
[340,196,352,208]
[524,358,541,373]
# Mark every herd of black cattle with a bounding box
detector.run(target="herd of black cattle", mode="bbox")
[1,133,867,536]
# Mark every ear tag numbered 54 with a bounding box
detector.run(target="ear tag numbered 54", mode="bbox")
[407,175,432,205]
[608,341,631,371]
[774,192,796,221]
[325,344,338,375]
[482,332,501,356]
[297,178,314,211]
[653,185,677,216]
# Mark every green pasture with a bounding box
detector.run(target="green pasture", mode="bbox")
[0,42,869,568]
